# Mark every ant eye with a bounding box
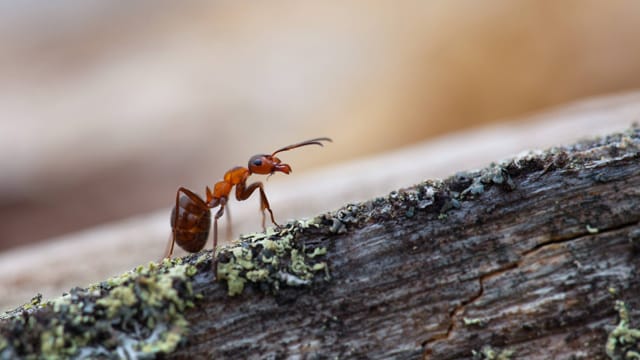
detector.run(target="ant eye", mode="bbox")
[252,158,263,167]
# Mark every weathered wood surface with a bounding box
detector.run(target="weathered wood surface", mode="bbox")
[172,128,640,359]
[1,127,639,359]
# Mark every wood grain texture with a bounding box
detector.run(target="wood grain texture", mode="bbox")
[1,127,639,359]
[169,128,640,359]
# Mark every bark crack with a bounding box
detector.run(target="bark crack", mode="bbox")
[422,218,639,358]
[421,261,518,358]
[521,218,639,258]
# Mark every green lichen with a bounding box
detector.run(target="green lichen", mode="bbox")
[586,224,599,234]
[463,317,488,328]
[0,258,199,359]
[609,287,618,296]
[308,247,327,258]
[472,345,515,360]
[96,286,137,317]
[246,269,270,282]
[0,336,7,353]
[606,301,640,360]
[216,219,329,296]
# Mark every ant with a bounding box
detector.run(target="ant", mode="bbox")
[163,137,332,278]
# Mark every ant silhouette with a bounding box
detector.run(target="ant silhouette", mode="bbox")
[163,137,332,278]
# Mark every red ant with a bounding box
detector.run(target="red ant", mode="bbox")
[163,137,332,278]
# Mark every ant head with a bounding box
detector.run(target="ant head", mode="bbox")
[248,154,291,175]
[247,138,332,175]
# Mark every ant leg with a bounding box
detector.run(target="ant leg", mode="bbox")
[161,234,175,261]
[258,185,279,229]
[163,187,188,260]
[236,181,279,231]
[212,198,227,279]
[225,204,232,241]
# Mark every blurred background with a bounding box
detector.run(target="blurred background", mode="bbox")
[2,1,640,307]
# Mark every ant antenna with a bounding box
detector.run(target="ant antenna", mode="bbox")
[271,137,332,156]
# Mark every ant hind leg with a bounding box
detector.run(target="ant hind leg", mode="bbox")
[161,233,176,261]
[164,186,209,261]
[211,198,227,279]
[224,204,232,241]
[163,187,192,260]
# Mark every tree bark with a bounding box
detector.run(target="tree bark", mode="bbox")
[2,127,640,360]
[176,127,640,359]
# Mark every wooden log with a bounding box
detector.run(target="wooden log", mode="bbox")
[1,126,639,359]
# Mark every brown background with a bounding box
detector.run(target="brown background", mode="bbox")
[2,1,640,252]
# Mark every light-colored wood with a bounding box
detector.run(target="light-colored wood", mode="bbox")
[0,92,639,312]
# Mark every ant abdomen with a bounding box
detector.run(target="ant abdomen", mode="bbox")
[170,193,211,253]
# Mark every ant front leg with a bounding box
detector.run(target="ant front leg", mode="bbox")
[236,181,279,231]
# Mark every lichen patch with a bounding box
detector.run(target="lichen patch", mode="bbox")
[0,258,198,359]
[216,219,329,296]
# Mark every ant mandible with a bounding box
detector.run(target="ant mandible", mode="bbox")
[163,137,332,278]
